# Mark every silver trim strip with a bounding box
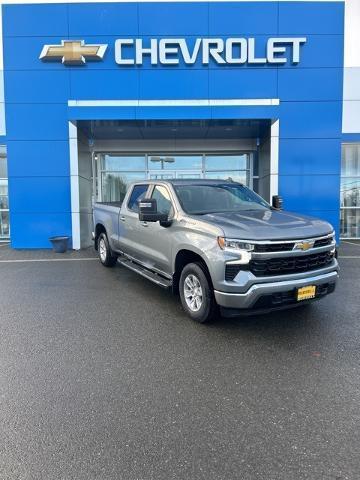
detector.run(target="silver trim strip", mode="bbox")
[223,232,335,246]
[9,0,343,4]
[252,241,336,258]
[68,99,280,108]
[222,233,335,258]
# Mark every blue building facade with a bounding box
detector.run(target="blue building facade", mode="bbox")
[2,1,345,248]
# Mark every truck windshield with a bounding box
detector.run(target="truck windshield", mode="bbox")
[174,183,270,215]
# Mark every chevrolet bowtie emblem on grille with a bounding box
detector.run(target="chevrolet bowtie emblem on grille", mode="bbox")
[293,240,315,251]
[39,40,107,65]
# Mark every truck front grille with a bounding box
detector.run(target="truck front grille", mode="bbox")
[249,251,335,277]
[254,243,294,252]
[313,237,333,248]
[254,236,333,253]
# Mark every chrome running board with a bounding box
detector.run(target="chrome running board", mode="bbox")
[118,257,172,289]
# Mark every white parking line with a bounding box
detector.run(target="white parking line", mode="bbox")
[342,241,360,246]
[0,258,98,263]
[338,256,360,259]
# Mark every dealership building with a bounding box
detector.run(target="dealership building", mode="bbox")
[0,0,359,248]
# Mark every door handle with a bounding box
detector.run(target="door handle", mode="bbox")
[140,221,148,227]
[120,215,126,222]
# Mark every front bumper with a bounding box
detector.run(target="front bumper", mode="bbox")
[214,269,339,310]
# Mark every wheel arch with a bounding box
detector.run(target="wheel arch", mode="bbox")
[173,248,213,294]
[94,223,107,250]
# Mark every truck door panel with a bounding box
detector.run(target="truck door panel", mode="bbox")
[133,185,174,275]
[117,184,150,258]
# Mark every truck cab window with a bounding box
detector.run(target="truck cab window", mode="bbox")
[128,184,148,212]
[152,185,174,217]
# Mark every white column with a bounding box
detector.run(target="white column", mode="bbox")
[69,121,81,250]
[269,119,279,199]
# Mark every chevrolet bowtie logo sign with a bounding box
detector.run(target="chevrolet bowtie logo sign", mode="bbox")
[293,240,315,251]
[39,40,107,65]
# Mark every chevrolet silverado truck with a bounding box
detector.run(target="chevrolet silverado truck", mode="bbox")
[93,180,338,323]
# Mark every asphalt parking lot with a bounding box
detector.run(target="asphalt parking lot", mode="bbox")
[0,242,359,480]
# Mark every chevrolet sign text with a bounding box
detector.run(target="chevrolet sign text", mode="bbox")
[115,37,307,65]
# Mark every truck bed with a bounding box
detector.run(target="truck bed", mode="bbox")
[94,201,123,209]
[93,202,123,238]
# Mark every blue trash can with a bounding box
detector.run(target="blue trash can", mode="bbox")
[49,236,70,253]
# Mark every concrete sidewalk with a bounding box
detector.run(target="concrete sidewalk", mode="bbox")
[0,244,97,261]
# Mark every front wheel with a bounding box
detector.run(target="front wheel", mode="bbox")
[98,232,117,267]
[179,262,218,323]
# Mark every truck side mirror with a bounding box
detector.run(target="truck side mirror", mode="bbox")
[138,198,168,223]
[272,195,283,210]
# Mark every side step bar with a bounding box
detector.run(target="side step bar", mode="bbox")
[118,257,172,289]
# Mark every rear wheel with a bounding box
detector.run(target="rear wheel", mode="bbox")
[98,232,117,267]
[179,262,218,323]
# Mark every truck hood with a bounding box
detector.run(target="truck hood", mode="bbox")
[194,209,333,241]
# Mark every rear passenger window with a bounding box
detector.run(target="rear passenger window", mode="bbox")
[128,185,148,212]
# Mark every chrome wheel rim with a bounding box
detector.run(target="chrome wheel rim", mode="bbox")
[184,274,203,312]
[99,238,107,262]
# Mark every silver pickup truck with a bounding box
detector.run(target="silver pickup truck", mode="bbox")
[93,180,338,323]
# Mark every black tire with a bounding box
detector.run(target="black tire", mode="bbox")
[98,232,117,267]
[179,262,218,323]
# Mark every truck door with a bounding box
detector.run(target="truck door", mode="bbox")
[134,184,175,276]
[117,184,150,257]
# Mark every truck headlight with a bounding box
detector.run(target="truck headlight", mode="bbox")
[217,237,255,252]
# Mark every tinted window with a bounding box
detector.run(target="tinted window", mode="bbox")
[151,185,173,216]
[127,185,148,212]
[174,183,269,215]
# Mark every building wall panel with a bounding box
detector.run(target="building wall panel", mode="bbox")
[209,2,278,35]
[70,70,139,100]
[279,1,344,35]
[5,71,70,103]
[9,177,71,214]
[279,101,342,139]
[10,213,72,249]
[279,174,341,212]
[278,68,343,102]
[209,69,278,99]
[5,104,69,141]
[139,69,209,100]
[2,4,68,37]
[279,139,341,176]
[7,141,71,178]
[68,3,138,36]
[139,2,209,36]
